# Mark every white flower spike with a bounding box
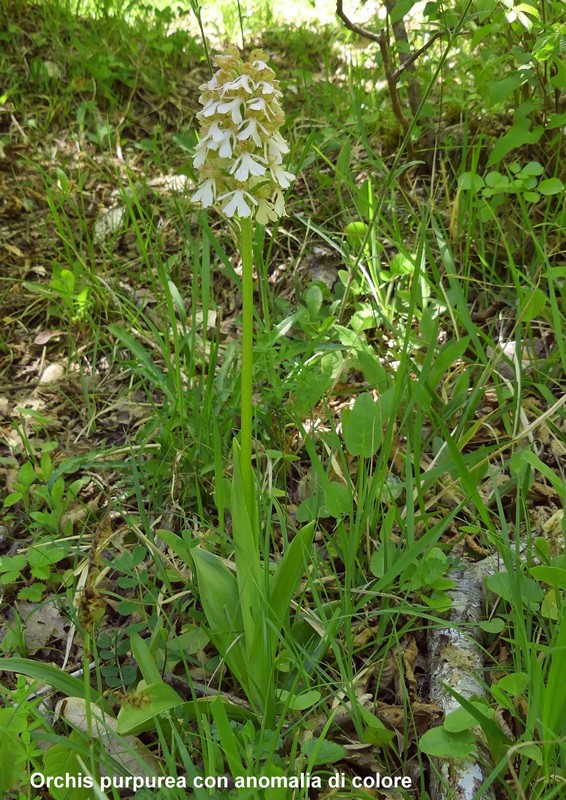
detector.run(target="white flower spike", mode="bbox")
[191,46,294,222]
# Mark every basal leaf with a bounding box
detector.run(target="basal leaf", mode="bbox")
[419,726,476,759]
[343,392,382,457]
[191,547,247,682]
[116,682,184,735]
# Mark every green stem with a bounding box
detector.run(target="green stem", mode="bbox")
[239,216,254,517]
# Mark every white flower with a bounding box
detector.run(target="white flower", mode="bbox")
[208,121,227,143]
[193,143,209,169]
[268,131,289,156]
[230,152,267,182]
[237,118,267,147]
[248,97,270,117]
[191,46,294,221]
[218,134,235,159]
[269,162,295,189]
[222,74,255,94]
[191,179,216,208]
[218,189,257,218]
[257,80,276,95]
[217,98,245,125]
[205,123,235,158]
[199,75,218,92]
[199,99,220,118]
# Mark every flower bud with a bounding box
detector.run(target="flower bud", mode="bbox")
[191,46,294,223]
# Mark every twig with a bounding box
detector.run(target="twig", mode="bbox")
[335,0,412,153]
[335,0,384,44]
[391,31,444,83]
[163,672,253,712]
[428,561,497,800]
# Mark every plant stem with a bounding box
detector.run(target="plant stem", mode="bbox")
[239,215,254,517]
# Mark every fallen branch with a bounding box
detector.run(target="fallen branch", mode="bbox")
[428,558,499,799]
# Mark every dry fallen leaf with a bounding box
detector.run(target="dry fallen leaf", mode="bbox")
[38,363,65,384]
[20,598,69,654]
[33,330,64,345]
[56,696,160,775]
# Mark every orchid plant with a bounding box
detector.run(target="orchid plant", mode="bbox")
[192,45,294,515]
[189,47,314,720]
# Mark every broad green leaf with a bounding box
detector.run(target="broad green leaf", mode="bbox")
[487,119,544,167]
[324,482,351,518]
[485,171,510,189]
[116,681,184,735]
[278,689,321,710]
[493,672,529,697]
[538,178,564,195]
[389,252,414,275]
[444,701,495,733]
[167,627,209,655]
[0,709,28,794]
[0,554,27,575]
[478,618,505,634]
[294,350,344,415]
[296,492,325,522]
[155,528,192,565]
[541,589,560,620]
[302,738,347,765]
[191,547,247,682]
[305,285,323,318]
[343,392,383,457]
[419,727,476,759]
[458,171,484,192]
[27,546,68,569]
[530,566,566,588]
[520,160,544,176]
[18,583,46,601]
[486,571,543,610]
[442,685,512,763]
[546,111,566,129]
[369,539,397,580]
[345,220,368,250]
[355,348,389,390]
[43,744,92,800]
[485,74,523,106]
[425,337,469,392]
[520,744,543,764]
[2,492,23,508]
[389,0,417,24]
